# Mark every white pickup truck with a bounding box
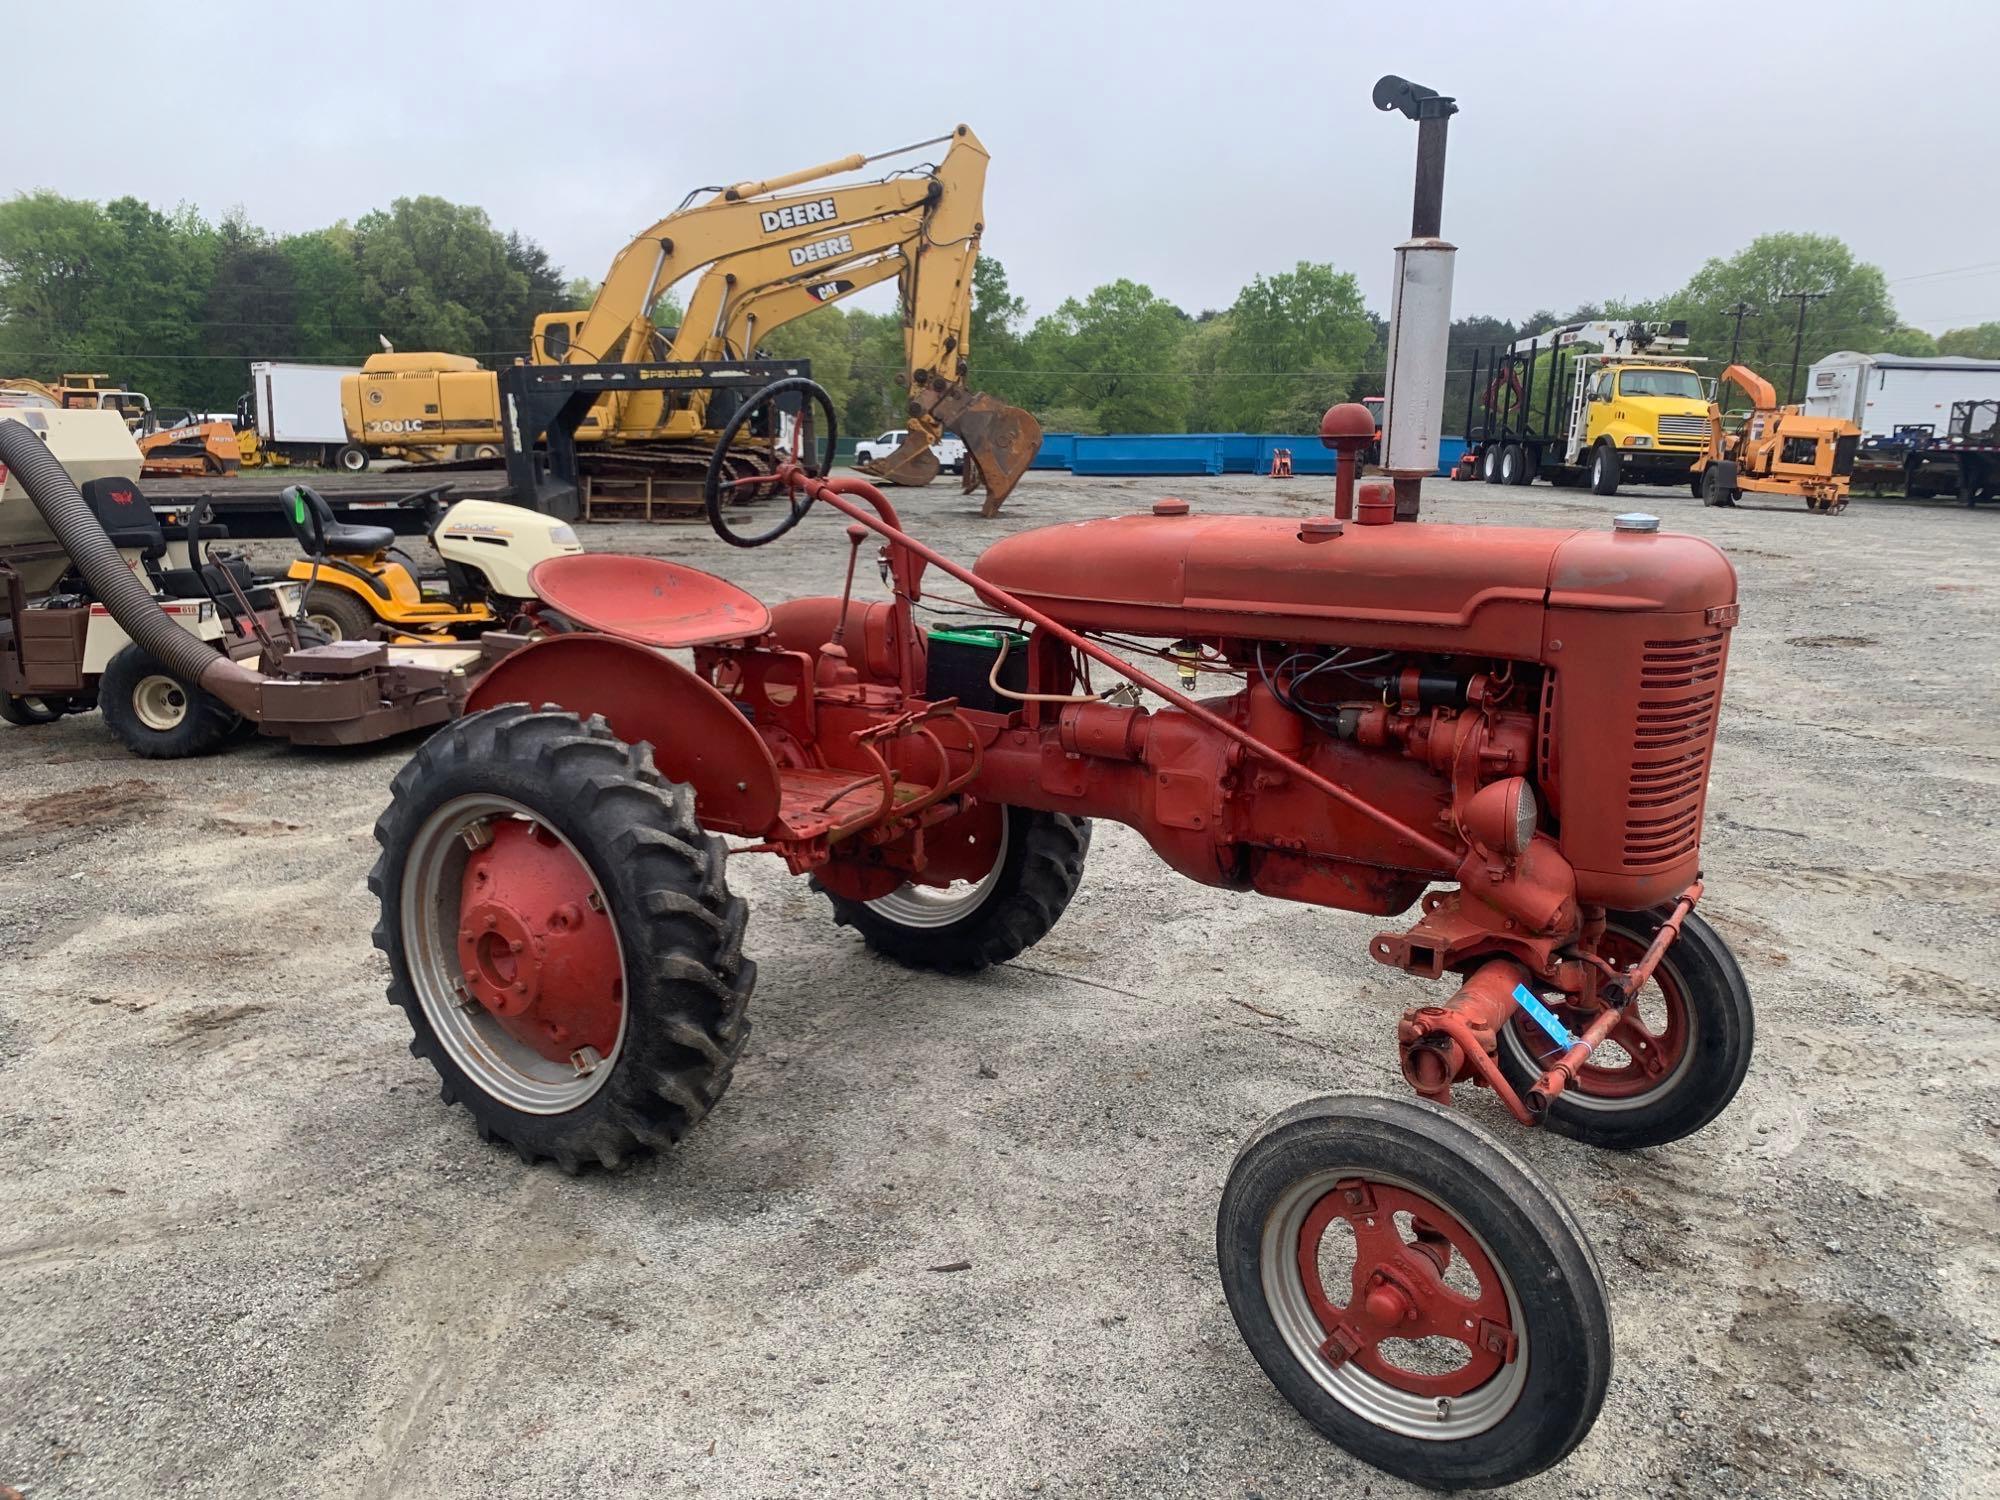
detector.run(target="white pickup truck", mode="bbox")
[852,428,965,473]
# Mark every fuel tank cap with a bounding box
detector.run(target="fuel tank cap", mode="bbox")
[1613,512,1661,533]
[1151,498,1190,516]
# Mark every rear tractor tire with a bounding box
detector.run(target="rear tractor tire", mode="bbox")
[816,805,1089,971]
[1218,1094,1612,1490]
[98,643,239,758]
[1495,908,1753,1150]
[370,705,755,1171]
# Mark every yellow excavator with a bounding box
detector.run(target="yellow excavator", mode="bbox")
[343,125,1038,511]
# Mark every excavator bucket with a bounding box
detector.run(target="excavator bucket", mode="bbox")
[858,433,942,489]
[857,383,1042,517]
[942,391,1042,518]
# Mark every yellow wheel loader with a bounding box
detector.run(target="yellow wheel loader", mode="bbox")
[282,483,582,642]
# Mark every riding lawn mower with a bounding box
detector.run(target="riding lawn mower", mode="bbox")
[281,482,583,643]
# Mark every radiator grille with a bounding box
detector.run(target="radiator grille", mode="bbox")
[1537,671,1561,815]
[1624,634,1725,869]
[1656,414,1711,438]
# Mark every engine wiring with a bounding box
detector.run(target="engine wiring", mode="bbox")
[1257,642,1399,730]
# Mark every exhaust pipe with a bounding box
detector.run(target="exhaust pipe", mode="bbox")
[0,418,265,715]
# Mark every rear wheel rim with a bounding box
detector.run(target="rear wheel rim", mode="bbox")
[864,813,1009,929]
[402,793,627,1114]
[133,675,188,731]
[306,610,344,641]
[1261,1168,1528,1439]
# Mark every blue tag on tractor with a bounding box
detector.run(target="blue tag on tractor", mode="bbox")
[1512,983,1578,1052]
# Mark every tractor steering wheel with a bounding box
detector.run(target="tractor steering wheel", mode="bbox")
[702,376,838,549]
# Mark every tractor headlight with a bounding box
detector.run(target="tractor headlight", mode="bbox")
[1464,776,1538,857]
[550,524,580,548]
[1625,434,1653,448]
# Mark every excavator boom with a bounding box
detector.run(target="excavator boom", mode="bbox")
[348,127,1040,512]
[564,124,1037,510]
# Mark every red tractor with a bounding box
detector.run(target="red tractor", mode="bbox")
[368,381,1750,1489]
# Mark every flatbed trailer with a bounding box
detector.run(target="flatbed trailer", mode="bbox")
[1913,400,1999,504]
[137,470,516,538]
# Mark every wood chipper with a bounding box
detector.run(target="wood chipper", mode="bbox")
[1693,363,1861,513]
[365,81,1751,1490]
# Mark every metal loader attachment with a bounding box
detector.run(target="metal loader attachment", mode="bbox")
[860,378,1043,517]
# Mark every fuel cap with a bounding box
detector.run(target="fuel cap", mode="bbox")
[1152,498,1190,516]
[1613,512,1660,533]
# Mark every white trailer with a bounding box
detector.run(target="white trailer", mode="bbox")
[240,362,369,471]
[1801,352,2000,441]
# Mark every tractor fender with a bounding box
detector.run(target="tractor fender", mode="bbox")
[464,633,781,837]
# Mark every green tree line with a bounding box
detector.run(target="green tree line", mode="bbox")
[2,187,1989,435]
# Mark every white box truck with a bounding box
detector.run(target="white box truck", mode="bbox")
[1804,351,2000,504]
[238,362,369,472]
[1802,351,2000,439]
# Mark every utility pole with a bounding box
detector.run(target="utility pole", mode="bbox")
[1726,301,1758,365]
[1780,291,1827,404]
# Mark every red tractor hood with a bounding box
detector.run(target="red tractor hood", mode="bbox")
[973,512,1734,657]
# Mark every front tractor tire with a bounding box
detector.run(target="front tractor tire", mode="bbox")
[1218,1094,1612,1490]
[370,705,754,1171]
[816,806,1090,972]
[1495,908,1753,1151]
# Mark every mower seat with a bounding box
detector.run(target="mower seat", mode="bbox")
[160,558,260,599]
[79,477,167,555]
[286,484,394,557]
[321,520,396,556]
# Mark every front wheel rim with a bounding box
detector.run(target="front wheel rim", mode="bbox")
[1500,924,1697,1111]
[1261,1168,1528,1440]
[864,813,1009,929]
[133,675,188,731]
[306,610,345,641]
[402,794,628,1114]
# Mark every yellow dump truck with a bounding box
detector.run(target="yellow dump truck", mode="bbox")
[1468,320,1713,495]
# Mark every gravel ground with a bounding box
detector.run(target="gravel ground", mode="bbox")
[2,472,1996,1500]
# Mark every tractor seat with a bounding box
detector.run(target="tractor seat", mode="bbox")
[528,554,771,647]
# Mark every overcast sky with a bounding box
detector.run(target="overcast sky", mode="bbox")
[11,1,1998,335]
